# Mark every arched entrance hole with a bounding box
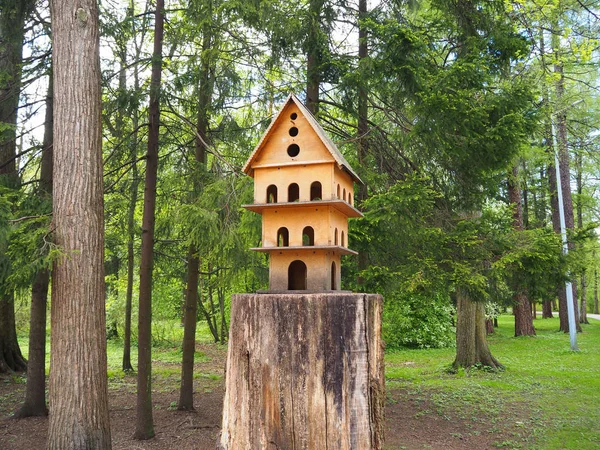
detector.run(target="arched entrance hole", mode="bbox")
[302,226,314,246]
[267,185,277,203]
[288,183,300,202]
[277,227,289,247]
[310,181,322,201]
[288,260,307,290]
[331,262,337,290]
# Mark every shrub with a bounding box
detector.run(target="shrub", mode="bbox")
[383,292,455,349]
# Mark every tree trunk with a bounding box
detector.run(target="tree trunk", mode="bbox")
[14,73,53,419]
[123,151,138,373]
[580,271,589,324]
[218,293,384,450]
[0,0,34,375]
[178,247,199,411]
[305,0,324,115]
[178,8,212,409]
[123,2,141,373]
[198,280,218,342]
[134,0,164,440]
[47,0,112,447]
[575,151,589,325]
[453,289,502,370]
[522,161,529,229]
[508,165,535,336]
[218,288,227,343]
[356,0,369,286]
[514,292,536,336]
[542,299,554,319]
[485,319,494,335]
[551,31,581,333]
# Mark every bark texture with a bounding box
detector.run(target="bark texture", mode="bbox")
[542,299,553,319]
[508,165,535,337]
[178,247,200,411]
[47,0,112,447]
[453,289,502,370]
[14,75,53,418]
[218,293,384,450]
[135,0,164,439]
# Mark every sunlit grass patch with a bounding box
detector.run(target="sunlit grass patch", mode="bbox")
[385,314,600,449]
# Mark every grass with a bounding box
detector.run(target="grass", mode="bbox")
[385,314,600,449]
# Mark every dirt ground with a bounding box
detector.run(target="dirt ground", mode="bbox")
[0,343,530,450]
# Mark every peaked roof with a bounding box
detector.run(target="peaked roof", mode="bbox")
[242,93,363,184]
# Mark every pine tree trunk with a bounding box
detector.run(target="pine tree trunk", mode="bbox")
[485,319,494,335]
[218,293,384,450]
[178,247,199,410]
[508,165,535,336]
[453,289,502,370]
[0,296,27,373]
[14,74,53,418]
[551,32,581,333]
[123,3,141,373]
[356,0,369,286]
[580,272,589,324]
[306,0,324,115]
[542,300,553,318]
[47,0,112,446]
[575,152,589,325]
[0,0,33,375]
[514,292,536,336]
[123,164,137,373]
[134,0,164,439]
[521,161,529,229]
[178,9,212,409]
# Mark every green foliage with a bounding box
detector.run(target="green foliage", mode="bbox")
[383,292,455,349]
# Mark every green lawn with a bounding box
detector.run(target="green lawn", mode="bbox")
[385,315,600,449]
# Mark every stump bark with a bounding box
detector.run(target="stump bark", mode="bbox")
[218,293,384,450]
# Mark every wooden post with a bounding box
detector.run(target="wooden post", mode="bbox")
[218,293,384,450]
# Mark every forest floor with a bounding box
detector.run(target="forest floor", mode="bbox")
[1,315,599,449]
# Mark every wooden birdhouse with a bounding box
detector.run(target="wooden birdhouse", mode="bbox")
[243,93,363,291]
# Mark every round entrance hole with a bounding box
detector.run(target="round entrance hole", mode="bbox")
[287,144,300,157]
[290,112,298,120]
[289,127,299,137]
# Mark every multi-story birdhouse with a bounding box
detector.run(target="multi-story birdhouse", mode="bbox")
[243,93,363,291]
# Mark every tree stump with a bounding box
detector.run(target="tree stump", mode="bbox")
[217,293,384,450]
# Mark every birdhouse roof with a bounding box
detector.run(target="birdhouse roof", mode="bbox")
[242,93,363,184]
